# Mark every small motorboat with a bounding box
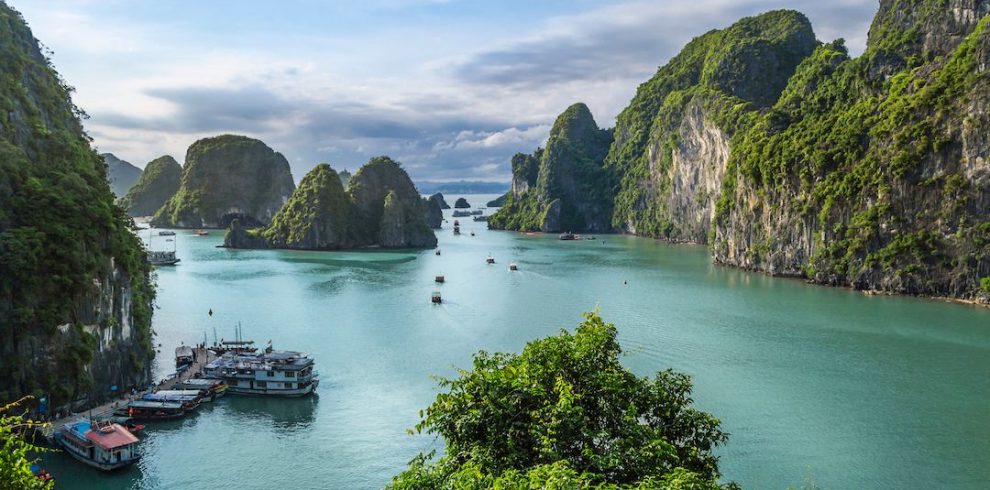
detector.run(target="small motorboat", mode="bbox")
[559,232,576,240]
[435,274,445,283]
[194,230,210,236]
[175,344,194,369]
[431,291,442,304]
[158,230,176,236]
[109,416,146,435]
[509,262,518,271]
[31,465,53,482]
[486,255,495,264]
[125,400,186,420]
[470,231,476,237]
[435,249,441,256]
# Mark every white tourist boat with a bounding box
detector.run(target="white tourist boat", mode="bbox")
[202,344,319,397]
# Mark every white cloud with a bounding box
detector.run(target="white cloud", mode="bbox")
[12,0,878,182]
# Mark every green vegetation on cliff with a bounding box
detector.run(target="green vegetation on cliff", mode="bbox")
[489,3,990,302]
[388,312,731,489]
[153,134,295,228]
[118,155,182,217]
[226,157,437,250]
[607,10,817,238]
[0,3,154,406]
[489,103,614,232]
[713,4,990,298]
[262,163,358,249]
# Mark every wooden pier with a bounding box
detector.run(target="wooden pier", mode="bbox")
[41,347,211,440]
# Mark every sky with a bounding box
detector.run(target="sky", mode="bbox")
[15,0,880,183]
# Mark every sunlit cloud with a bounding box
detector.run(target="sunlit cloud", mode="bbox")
[14,0,877,182]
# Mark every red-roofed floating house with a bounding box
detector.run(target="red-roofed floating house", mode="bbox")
[53,419,141,471]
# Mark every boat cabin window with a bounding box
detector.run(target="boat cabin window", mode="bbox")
[267,371,275,377]
[283,382,292,389]
[257,381,267,388]
[285,371,296,378]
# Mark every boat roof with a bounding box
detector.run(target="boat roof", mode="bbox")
[85,423,138,450]
[176,378,222,387]
[175,345,194,357]
[128,400,184,409]
[205,349,314,371]
[142,393,198,401]
[150,390,203,397]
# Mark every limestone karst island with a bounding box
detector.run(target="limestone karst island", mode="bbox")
[1,1,989,489]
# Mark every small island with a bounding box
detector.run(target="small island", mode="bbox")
[454,197,471,209]
[224,156,437,250]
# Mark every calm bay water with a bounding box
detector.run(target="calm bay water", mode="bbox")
[44,195,990,489]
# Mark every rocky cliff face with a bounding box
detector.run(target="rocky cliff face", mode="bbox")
[430,192,451,209]
[153,135,295,228]
[487,5,990,302]
[349,156,437,248]
[489,103,613,232]
[597,3,990,302]
[510,151,540,198]
[261,164,359,249]
[118,155,182,217]
[608,10,817,239]
[662,102,732,243]
[0,3,154,407]
[424,194,444,229]
[103,153,142,197]
[712,2,990,301]
[225,157,436,250]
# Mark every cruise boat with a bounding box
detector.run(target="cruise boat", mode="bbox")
[435,274,445,283]
[202,346,319,397]
[509,262,518,271]
[486,255,495,264]
[432,290,442,304]
[53,419,140,471]
[125,400,186,420]
[147,250,180,266]
[158,230,176,236]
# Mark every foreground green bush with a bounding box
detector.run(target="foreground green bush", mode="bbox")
[389,312,734,489]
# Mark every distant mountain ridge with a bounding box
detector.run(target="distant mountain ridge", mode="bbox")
[103,152,142,197]
[416,180,509,195]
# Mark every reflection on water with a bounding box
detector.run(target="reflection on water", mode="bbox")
[221,395,319,432]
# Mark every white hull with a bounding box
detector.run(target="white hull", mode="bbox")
[226,378,319,397]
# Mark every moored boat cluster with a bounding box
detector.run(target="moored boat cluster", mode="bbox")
[49,339,318,472]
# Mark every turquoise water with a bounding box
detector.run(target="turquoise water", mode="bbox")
[44,195,990,489]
